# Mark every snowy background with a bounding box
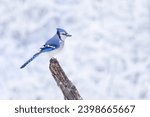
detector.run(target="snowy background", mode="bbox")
[0,0,150,99]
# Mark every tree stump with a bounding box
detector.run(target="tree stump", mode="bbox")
[49,58,83,100]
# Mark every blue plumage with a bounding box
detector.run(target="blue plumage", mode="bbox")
[20,28,71,69]
[20,51,42,69]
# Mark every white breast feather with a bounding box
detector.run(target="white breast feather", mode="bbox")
[48,42,64,57]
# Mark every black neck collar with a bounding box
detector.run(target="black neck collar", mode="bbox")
[57,31,63,41]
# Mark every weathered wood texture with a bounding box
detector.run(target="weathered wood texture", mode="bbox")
[49,58,83,100]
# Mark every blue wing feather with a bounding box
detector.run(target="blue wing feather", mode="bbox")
[20,44,59,69]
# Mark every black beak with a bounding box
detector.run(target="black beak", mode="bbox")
[66,33,72,37]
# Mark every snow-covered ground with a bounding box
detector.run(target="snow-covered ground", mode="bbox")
[0,0,150,99]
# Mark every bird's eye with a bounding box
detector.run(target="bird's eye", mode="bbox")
[62,33,66,35]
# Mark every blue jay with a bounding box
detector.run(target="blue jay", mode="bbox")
[20,28,71,69]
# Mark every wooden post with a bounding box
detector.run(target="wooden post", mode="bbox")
[49,58,83,100]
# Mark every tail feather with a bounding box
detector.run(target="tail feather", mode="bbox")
[20,51,42,69]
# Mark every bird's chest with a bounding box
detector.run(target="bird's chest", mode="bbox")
[48,42,64,57]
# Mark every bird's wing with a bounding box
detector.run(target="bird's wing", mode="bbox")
[20,43,59,69]
[40,43,60,52]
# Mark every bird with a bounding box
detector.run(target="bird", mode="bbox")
[20,28,72,69]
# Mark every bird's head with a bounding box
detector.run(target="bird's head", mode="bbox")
[56,28,72,41]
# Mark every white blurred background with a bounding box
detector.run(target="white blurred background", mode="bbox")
[0,0,150,99]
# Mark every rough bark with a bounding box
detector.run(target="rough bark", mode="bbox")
[49,58,83,100]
